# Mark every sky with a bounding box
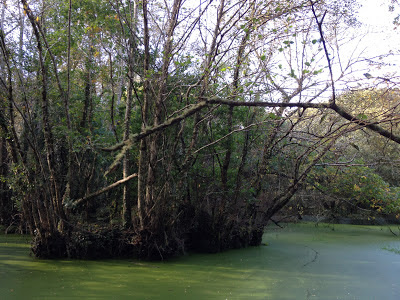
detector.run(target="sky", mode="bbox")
[352,0,400,80]
[359,0,399,27]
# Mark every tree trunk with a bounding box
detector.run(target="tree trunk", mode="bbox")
[0,138,12,226]
[122,0,137,228]
[137,0,150,228]
[144,0,182,224]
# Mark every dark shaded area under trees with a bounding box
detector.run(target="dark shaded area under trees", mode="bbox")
[0,0,400,260]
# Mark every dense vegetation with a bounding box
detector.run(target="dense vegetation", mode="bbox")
[0,0,399,259]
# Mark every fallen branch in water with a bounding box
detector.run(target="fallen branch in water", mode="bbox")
[303,246,319,267]
[388,226,398,236]
[270,218,284,228]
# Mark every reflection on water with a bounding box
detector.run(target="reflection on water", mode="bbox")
[1,223,400,299]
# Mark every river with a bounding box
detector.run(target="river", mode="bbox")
[1,223,399,299]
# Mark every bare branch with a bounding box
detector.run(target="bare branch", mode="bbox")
[310,0,336,105]
[71,173,138,207]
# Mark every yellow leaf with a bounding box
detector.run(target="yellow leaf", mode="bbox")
[354,184,361,192]
[36,16,39,22]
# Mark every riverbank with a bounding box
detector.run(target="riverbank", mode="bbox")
[273,213,400,226]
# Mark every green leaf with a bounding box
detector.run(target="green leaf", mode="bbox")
[268,112,277,119]
[357,113,368,120]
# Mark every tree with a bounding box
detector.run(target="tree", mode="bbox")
[1,0,400,259]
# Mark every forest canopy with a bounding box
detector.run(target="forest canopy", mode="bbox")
[0,0,399,259]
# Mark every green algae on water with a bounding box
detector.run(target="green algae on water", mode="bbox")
[1,223,400,299]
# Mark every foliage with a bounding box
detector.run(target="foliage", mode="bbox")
[312,163,400,215]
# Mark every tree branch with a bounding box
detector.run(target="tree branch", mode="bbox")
[102,95,400,166]
[330,103,400,144]
[70,173,138,207]
[310,0,336,105]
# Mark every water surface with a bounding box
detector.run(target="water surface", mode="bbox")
[1,223,399,299]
